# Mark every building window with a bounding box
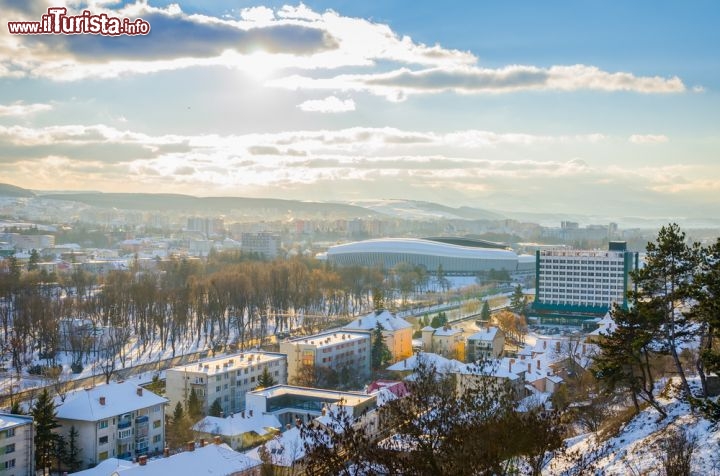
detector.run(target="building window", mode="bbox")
[153,420,161,429]
[99,436,109,445]
[153,435,161,443]
[4,443,15,453]
[98,420,109,429]
[4,428,15,438]
[3,459,15,469]
[99,451,109,461]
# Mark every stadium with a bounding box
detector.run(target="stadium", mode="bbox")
[324,238,534,275]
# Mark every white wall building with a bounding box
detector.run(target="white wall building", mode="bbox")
[55,381,167,469]
[279,330,371,384]
[165,352,288,418]
[0,413,34,476]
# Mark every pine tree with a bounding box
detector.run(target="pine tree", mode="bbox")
[173,401,184,423]
[186,387,202,421]
[257,366,277,389]
[28,249,40,271]
[32,388,60,473]
[208,398,223,417]
[65,426,82,472]
[510,284,527,316]
[693,237,720,397]
[480,301,491,322]
[371,322,392,371]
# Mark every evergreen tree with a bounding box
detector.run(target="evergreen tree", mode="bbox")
[32,388,60,473]
[510,284,527,316]
[28,249,40,271]
[480,301,491,323]
[371,322,392,371]
[693,237,720,397]
[632,223,700,398]
[257,366,277,389]
[186,387,203,421]
[65,426,82,472]
[173,401,184,423]
[10,400,23,415]
[54,433,67,475]
[208,398,223,417]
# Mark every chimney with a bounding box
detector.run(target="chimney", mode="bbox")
[164,447,170,458]
[200,438,206,447]
[186,441,195,452]
[527,363,531,374]
[99,396,106,406]
[214,435,222,445]
[139,455,148,466]
[136,387,143,397]
[582,344,587,354]
[537,360,541,370]
[543,341,547,350]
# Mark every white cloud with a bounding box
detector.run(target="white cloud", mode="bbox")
[0,102,52,116]
[297,96,356,113]
[269,64,685,100]
[629,134,669,144]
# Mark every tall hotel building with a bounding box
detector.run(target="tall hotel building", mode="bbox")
[533,242,638,325]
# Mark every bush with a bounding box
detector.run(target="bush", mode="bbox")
[659,428,697,476]
[71,362,84,374]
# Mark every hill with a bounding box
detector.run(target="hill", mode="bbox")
[346,199,504,221]
[547,382,719,475]
[34,192,380,219]
[0,183,35,198]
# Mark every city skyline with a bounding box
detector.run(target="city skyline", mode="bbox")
[1,1,718,218]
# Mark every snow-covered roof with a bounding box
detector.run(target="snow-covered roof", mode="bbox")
[588,312,617,336]
[467,327,500,341]
[327,238,518,261]
[386,352,463,373]
[432,326,461,337]
[244,427,309,467]
[0,413,32,430]
[73,443,260,475]
[343,309,412,332]
[193,413,281,437]
[56,381,167,422]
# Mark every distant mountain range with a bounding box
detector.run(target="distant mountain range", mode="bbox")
[1,183,719,228]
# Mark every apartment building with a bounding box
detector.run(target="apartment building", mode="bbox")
[421,325,465,360]
[343,309,413,362]
[55,381,167,469]
[0,413,34,476]
[466,326,505,362]
[165,352,288,418]
[279,330,372,384]
[533,241,638,325]
[240,232,281,259]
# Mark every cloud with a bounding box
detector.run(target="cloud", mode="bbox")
[269,64,685,100]
[0,102,52,116]
[628,134,669,144]
[297,96,355,113]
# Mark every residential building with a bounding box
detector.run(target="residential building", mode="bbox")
[192,413,281,451]
[533,241,638,326]
[165,352,288,418]
[240,232,281,259]
[0,413,34,476]
[466,326,505,362]
[279,331,371,384]
[72,440,260,476]
[421,325,465,360]
[342,309,413,362]
[55,381,168,469]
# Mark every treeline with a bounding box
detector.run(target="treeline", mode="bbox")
[0,254,406,375]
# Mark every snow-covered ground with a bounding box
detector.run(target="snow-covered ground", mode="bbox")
[546,380,720,475]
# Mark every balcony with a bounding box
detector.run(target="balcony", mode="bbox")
[118,420,132,430]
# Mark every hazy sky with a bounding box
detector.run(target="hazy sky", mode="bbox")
[1,1,719,218]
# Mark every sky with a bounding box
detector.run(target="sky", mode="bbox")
[0,0,719,219]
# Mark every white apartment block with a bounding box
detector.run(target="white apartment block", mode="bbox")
[533,242,638,323]
[55,381,167,469]
[165,352,288,418]
[240,232,281,259]
[279,330,371,384]
[0,413,34,476]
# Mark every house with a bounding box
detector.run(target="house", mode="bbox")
[0,413,34,476]
[386,352,463,376]
[343,310,413,362]
[192,412,282,451]
[55,381,168,469]
[421,325,465,360]
[465,326,505,361]
[72,440,261,476]
[165,352,287,418]
[279,330,371,385]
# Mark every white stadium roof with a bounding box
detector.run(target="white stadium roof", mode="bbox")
[327,238,517,260]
